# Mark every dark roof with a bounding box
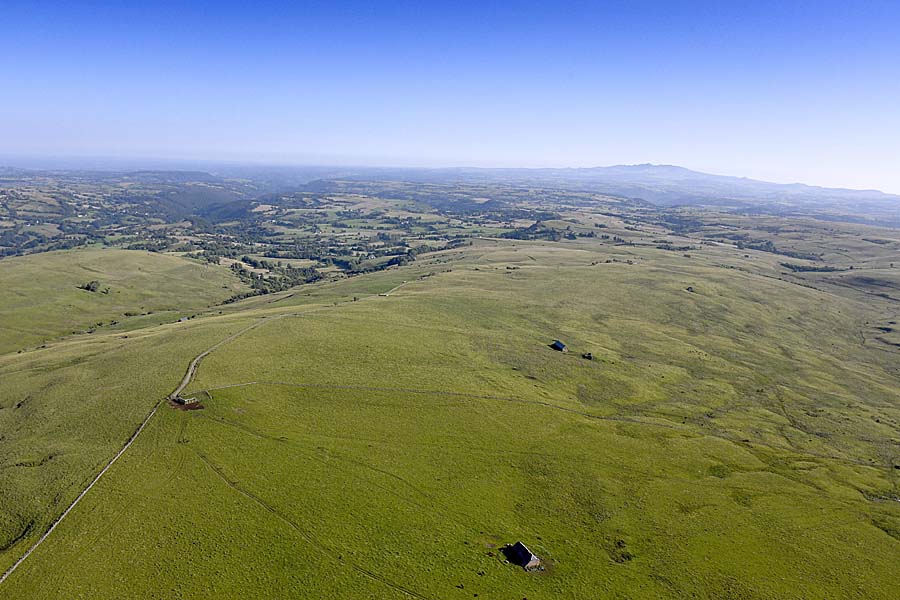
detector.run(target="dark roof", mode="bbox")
[506,541,540,567]
[550,340,566,350]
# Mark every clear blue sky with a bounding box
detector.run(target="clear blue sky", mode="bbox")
[2,1,899,192]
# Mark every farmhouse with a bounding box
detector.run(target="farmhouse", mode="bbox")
[505,541,542,570]
[550,340,567,352]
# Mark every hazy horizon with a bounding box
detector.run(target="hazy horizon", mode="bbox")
[4,153,900,197]
[3,1,899,193]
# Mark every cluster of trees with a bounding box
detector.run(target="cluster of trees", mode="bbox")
[0,227,100,257]
[655,243,696,252]
[330,247,418,273]
[239,255,280,270]
[656,214,706,234]
[78,280,102,292]
[126,236,176,252]
[77,280,110,293]
[736,239,820,260]
[0,228,44,255]
[501,221,563,241]
[228,261,322,295]
[780,262,844,272]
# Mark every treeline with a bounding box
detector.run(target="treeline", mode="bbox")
[729,237,821,261]
[501,221,563,241]
[0,228,101,258]
[780,262,844,273]
[329,249,417,273]
[228,261,322,294]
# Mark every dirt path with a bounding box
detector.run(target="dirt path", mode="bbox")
[379,279,412,297]
[0,400,163,585]
[0,314,293,586]
[0,282,415,587]
[169,316,281,400]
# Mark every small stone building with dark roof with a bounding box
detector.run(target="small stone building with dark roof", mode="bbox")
[505,541,541,570]
[550,340,567,352]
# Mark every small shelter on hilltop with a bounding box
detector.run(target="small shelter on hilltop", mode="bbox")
[173,396,199,406]
[504,541,542,570]
[550,340,567,352]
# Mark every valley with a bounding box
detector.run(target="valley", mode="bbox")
[1,171,899,597]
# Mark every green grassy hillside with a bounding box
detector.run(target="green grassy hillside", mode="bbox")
[0,314,261,569]
[0,248,247,353]
[1,238,898,598]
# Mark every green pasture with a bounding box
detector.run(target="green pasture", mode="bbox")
[0,248,247,353]
[1,234,899,598]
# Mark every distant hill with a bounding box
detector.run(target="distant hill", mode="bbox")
[4,161,899,225]
[320,163,900,208]
[504,163,900,207]
[291,163,900,226]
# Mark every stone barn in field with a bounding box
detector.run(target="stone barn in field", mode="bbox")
[504,541,542,570]
[550,340,567,352]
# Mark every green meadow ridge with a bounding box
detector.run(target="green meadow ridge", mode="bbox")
[1,196,900,598]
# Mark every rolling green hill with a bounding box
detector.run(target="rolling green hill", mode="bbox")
[0,247,247,354]
[1,230,899,598]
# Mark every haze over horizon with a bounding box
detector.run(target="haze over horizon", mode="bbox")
[3,1,899,193]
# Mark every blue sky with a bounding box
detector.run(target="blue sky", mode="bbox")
[2,1,899,191]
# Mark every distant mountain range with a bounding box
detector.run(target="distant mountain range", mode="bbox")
[305,163,900,210]
[290,163,900,225]
[4,162,899,224]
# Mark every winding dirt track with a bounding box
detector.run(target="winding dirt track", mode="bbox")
[2,274,890,592]
[169,315,281,400]
[0,399,163,585]
[0,308,308,586]
[0,284,410,588]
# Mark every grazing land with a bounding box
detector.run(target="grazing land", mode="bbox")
[1,168,899,598]
[0,247,247,353]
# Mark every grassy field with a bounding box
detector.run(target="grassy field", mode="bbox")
[1,231,899,597]
[0,312,264,571]
[0,248,247,353]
